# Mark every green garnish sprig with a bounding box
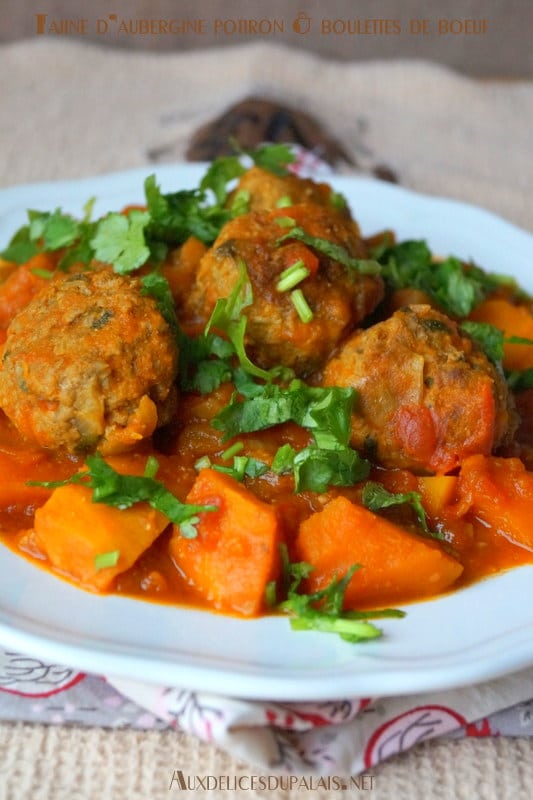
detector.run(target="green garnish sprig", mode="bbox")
[267,544,405,643]
[28,454,217,539]
[362,481,444,541]
[213,380,370,493]
[375,239,514,318]
[277,226,381,275]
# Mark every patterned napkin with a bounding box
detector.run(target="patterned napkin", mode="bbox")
[1,648,533,775]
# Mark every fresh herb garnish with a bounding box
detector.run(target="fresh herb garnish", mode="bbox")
[506,367,533,391]
[213,381,356,444]
[140,270,179,337]
[269,544,405,642]
[204,258,272,382]
[460,321,505,364]
[94,550,120,571]
[28,454,217,538]
[195,453,269,483]
[362,481,443,540]
[277,225,381,275]
[90,210,151,274]
[272,443,370,493]
[377,240,509,318]
[460,321,533,367]
[214,380,368,492]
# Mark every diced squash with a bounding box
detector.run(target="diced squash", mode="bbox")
[457,455,533,552]
[170,469,281,616]
[33,484,169,592]
[469,298,533,371]
[295,496,463,608]
[417,475,458,518]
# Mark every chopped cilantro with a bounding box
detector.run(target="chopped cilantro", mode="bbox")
[272,444,369,493]
[213,381,356,445]
[362,481,443,540]
[460,321,505,363]
[28,454,216,537]
[506,368,533,391]
[28,208,80,251]
[140,270,179,337]
[277,225,381,275]
[0,226,39,263]
[460,322,533,367]
[200,155,245,205]
[204,258,271,381]
[272,544,404,642]
[377,240,509,318]
[248,142,295,176]
[1,209,86,264]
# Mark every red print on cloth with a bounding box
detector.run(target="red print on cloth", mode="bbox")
[0,651,85,697]
[364,705,467,768]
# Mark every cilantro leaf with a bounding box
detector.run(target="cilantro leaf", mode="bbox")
[200,155,245,205]
[213,381,356,444]
[0,226,38,263]
[29,454,216,537]
[292,445,369,492]
[144,175,232,248]
[362,481,444,540]
[1,209,84,264]
[28,208,81,251]
[271,442,369,492]
[249,143,296,176]
[506,368,533,391]
[460,321,505,363]
[204,258,271,381]
[140,270,179,337]
[277,226,381,275]
[377,240,508,318]
[273,544,404,642]
[90,211,151,273]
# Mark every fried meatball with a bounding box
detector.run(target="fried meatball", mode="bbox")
[189,204,384,375]
[0,270,179,455]
[228,166,342,213]
[322,305,517,474]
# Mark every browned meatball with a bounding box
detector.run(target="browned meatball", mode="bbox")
[189,204,384,375]
[0,270,179,455]
[322,305,517,474]
[228,166,343,213]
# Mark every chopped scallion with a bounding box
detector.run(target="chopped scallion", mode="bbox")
[194,456,212,471]
[276,195,293,208]
[221,441,244,460]
[275,216,297,229]
[94,550,120,571]
[30,267,55,279]
[276,260,310,292]
[290,288,314,322]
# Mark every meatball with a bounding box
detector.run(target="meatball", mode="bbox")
[322,305,517,474]
[228,166,343,213]
[189,204,384,375]
[0,270,179,455]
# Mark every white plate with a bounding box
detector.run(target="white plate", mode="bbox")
[0,165,532,701]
